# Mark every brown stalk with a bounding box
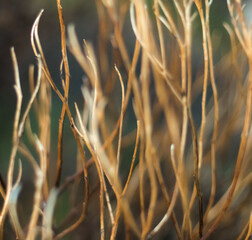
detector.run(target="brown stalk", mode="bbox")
[28,61,51,199]
[106,114,139,237]
[8,160,24,240]
[26,139,44,240]
[203,0,219,221]
[237,222,249,240]
[177,1,193,237]
[188,105,203,238]
[244,214,252,240]
[194,0,209,170]
[0,48,22,237]
[247,214,252,237]
[149,103,182,239]
[185,1,208,237]
[237,210,252,240]
[115,66,125,177]
[138,129,146,229]
[110,200,121,240]
[185,1,194,105]
[29,65,40,122]
[110,118,140,239]
[140,53,157,239]
[147,183,179,239]
[31,10,64,103]
[21,59,43,240]
[55,0,70,187]
[154,0,167,74]
[122,120,140,195]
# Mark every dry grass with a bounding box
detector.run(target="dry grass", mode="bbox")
[1,0,252,239]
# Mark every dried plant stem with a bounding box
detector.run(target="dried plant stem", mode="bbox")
[180,64,190,239]
[244,212,252,240]
[178,11,190,232]
[26,142,44,240]
[55,0,70,187]
[185,1,193,105]
[152,138,181,237]
[154,0,167,74]
[237,222,249,240]
[122,120,140,195]
[28,65,40,122]
[203,0,218,220]
[140,54,157,239]
[55,108,65,187]
[54,201,87,240]
[180,39,190,240]
[147,183,179,239]
[31,10,64,103]
[194,0,208,172]
[198,19,208,213]
[187,1,208,237]
[0,47,23,236]
[115,66,125,177]
[1,49,42,240]
[139,133,146,230]
[110,200,121,240]
[188,106,203,238]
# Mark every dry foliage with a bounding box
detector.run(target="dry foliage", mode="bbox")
[1,0,252,239]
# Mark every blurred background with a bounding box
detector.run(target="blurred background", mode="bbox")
[1,0,252,239]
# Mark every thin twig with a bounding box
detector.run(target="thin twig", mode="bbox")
[203,0,219,220]
[0,48,23,234]
[115,65,125,178]
[55,0,71,187]
[122,120,140,195]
